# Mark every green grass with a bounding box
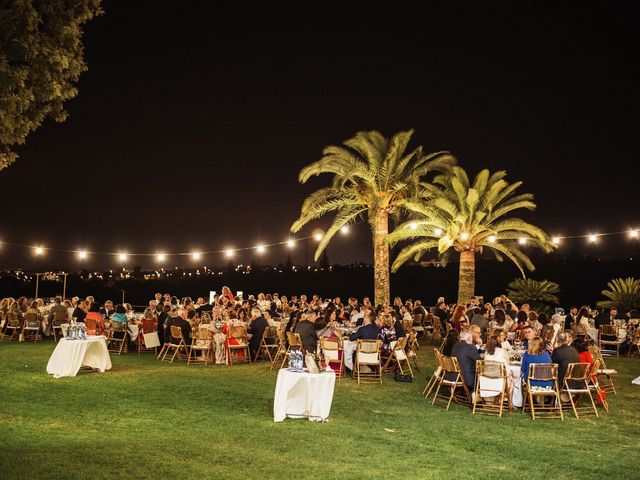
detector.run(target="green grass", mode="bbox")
[1,340,639,480]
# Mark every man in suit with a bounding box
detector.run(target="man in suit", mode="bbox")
[551,331,579,388]
[100,300,115,319]
[434,301,450,325]
[295,310,319,353]
[349,313,379,341]
[565,306,579,326]
[248,307,269,359]
[450,330,481,389]
[470,307,490,342]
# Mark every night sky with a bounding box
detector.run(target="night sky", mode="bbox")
[0,2,637,269]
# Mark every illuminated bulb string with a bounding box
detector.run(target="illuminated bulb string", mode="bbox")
[0,224,636,259]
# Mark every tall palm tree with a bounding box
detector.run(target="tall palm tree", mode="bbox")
[291,129,455,306]
[387,166,553,304]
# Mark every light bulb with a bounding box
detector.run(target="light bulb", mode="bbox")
[409,223,418,230]
[256,245,266,254]
[340,226,350,234]
[34,246,44,255]
[488,235,496,243]
[191,251,201,261]
[314,233,322,242]
[434,228,443,236]
[156,253,166,262]
[552,237,561,245]
[588,234,598,243]
[629,229,638,239]
[518,238,527,245]
[118,252,128,262]
[225,249,234,258]
[286,239,295,248]
[78,250,88,260]
[460,232,470,241]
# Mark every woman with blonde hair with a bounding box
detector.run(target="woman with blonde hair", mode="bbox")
[520,336,553,387]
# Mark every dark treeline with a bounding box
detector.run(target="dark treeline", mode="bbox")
[1,255,636,308]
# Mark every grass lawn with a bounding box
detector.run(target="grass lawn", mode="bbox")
[0,339,639,480]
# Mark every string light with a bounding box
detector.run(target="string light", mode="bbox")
[256,245,266,254]
[488,235,496,243]
[552,236,561,245]
[630,229,639,239]
[156,253,166,262]
[78,250,88,260]
[286,239,295,248]
[588,234,598,243]
[34,246,44,256]
[191,251,201,261]
[518,238,527,245]
[225,249,234,258]
[118,252,128,262]
[434,228,443,236]
[340,226,350,234]
[409,223,418,230]
[313,233,323,242]
[460,232,470,241]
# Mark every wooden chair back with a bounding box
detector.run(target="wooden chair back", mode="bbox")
[528,363,557,382]
[286,331,303,349]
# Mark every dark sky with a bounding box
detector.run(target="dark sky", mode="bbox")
[1,2,637,269]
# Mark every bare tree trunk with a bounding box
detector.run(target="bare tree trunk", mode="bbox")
[457,249,475,305]
[373,209,390,306]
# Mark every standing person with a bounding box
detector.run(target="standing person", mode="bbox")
[295,310,319,353]
[247,307,268,360]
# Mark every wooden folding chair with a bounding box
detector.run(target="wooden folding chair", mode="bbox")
[106,323,129,354]
[226,325,251,364]
[22,312,42,342]
[628,327,640,357]
[599,325,623,357]
[1,312,22,342]
[137,319,159,354]
[432,356,471,410]
[355,339,382,384]
[161,325,190,363]
[473,360,511,417]
[279,332,304,369]
[561,362,598,419]
[51,311,68,342]
[383,337,413,378]
[188,329,213,366]
[270,329,288,371]
[406,330,421,372]
[587,358,609,412]
[412,314,425,339]
[431,316,443,345]
[254,326,279,362]
[523,363,563,420]
[423,349,444,399]
[320,336,344,379]
[588,345,617,393]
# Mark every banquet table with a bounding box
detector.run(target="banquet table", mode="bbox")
[273,369,336,422]
[46,336,112,379]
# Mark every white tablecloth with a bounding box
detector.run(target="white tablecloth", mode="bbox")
[273,369,336,422]
[46,336,112,378]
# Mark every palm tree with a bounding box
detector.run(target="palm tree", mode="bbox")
[506,278,560,313]
[387,166,553,304]
[597,277,640,311]
[290,129,455,306]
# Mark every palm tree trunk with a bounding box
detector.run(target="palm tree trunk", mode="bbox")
[457,249,475,305]
[373,209,390,306]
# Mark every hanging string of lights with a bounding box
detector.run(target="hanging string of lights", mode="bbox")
[0,225,354,261]
[0,225,636,261]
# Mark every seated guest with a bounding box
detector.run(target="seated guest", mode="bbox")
[494,328,512,353]
[520,325,535,350]
[164,307,192,345]
[156,304,169,344]
[520,336,553,387]
[377,314,397,359]
[450,330,481,389]
[247,307,268,359]
[574,339,596,382]
[484,335,509,366]
[349,312,379,341]
[442,329,459,356]
[100,300,115,319]
[110,305,128,328]
[551,331,579,387]
[85,303,105,335]
[539,313,552,339]
[451,305,469,332]
[72,300,88,323]
[295,310,319,353]
[468,325,484,352]
[528,311,541,333]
